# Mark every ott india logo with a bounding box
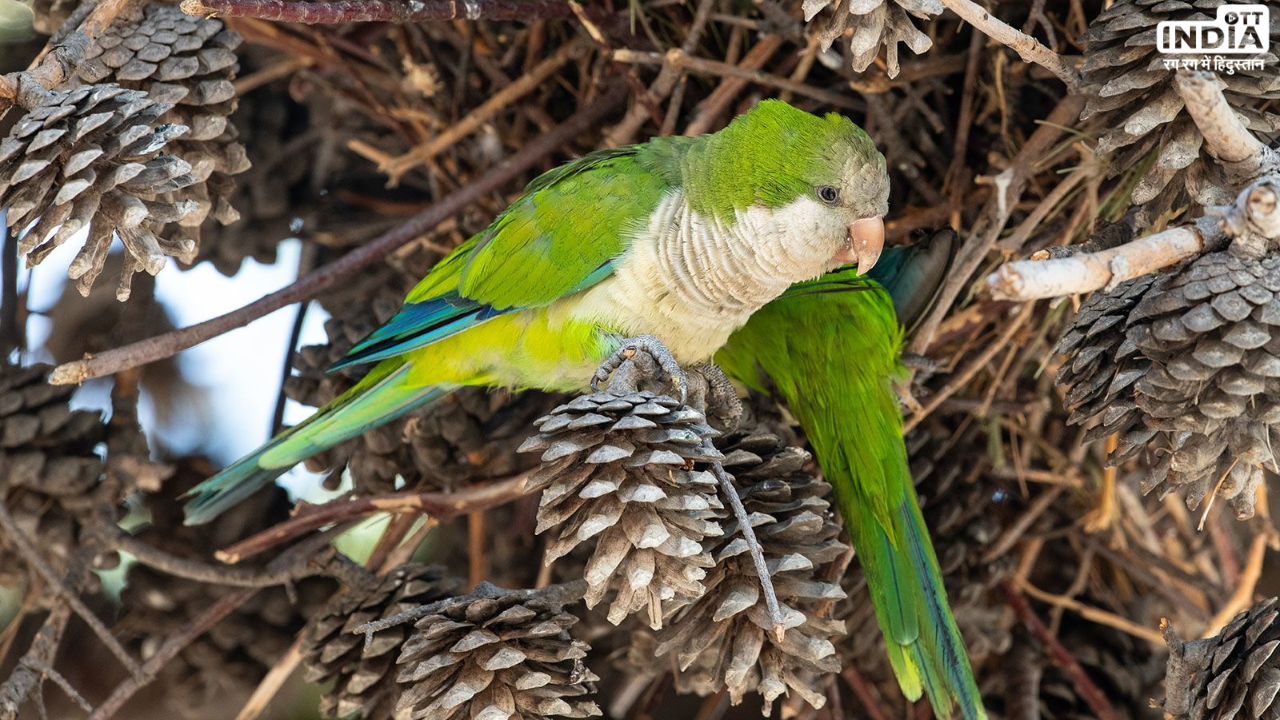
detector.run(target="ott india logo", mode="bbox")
[1157,4,1271,74]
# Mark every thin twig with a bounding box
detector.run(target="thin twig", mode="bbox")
[217,472,532,563]
[841,666,892,720]
[0,548,96,720]
[271,247,317,435]
[1002,581,1125,720]
[380,38,589,184]
[0,501,144,679]
[26,662,91,714]
[603,0,714,147]
[1203,519,1270,636]
[48,87,627,386]
[234,637,305,720]
[684,34,785,136]
[938,0,1082,92]
[87,590,257,720]
[705,441,786,640]
[611,48,861,111]
[0,604,73,720]
[905,305,1031,433]
[1014,577,1165,645]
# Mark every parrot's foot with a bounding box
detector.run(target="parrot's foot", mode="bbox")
[592,335,689,403]
[687,363,743,433]
[897,353,936,414]
[900,352,937,374]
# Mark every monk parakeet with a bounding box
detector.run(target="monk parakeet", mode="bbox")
[717,231,986,720]
[184,99,890,524]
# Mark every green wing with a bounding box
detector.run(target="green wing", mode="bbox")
[409,146,671,308]
[338,145,676,368]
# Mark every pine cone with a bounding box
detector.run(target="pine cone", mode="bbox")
[1080,0,1280,222]
[302,565,461,719]
[800,0,939,76]
[520,390,725,629]
[650,430,848,715]
[1055,274,1160,433]
[0,84,199,299]
[1,364,166,585]
[77,4,250,272]
[395,583,601,720]
[1057,250,1280,519]
[1162,597,1280,720]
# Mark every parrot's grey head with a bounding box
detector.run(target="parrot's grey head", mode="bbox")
[687,99,890,279]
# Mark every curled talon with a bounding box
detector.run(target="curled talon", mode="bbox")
[592,335,689,403]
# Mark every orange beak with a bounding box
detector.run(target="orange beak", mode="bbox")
[833,217,885,275]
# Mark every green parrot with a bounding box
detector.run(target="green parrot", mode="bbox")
[184,99,891,524]
[716,231,986,720]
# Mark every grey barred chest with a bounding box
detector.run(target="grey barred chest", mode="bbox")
[563,190,846,363]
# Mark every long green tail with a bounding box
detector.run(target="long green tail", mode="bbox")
[840,466,985,720]
[717,232,982,719]
[183,362,451,525]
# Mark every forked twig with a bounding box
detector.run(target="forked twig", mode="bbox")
[0,502,143,679]
[937,0,1082,92]
[86,590,257,720]
[216,473,532,563]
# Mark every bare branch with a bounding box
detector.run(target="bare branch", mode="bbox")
[1174,71,1269,165]
[0,0,138,118]
[987,219,1221,301]
[180,0,608,23]
[937,0,1082,92]
[216,473,532,563]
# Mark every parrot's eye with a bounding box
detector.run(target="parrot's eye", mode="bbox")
[816,185,840,205]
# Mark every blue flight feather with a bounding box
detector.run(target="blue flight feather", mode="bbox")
[331,294,509,371]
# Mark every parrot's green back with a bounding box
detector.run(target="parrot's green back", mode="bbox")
[716,247,984,720]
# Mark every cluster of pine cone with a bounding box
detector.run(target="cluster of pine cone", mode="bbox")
[0,4,249,298]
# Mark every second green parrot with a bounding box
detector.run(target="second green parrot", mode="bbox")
[717,232,986,720]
